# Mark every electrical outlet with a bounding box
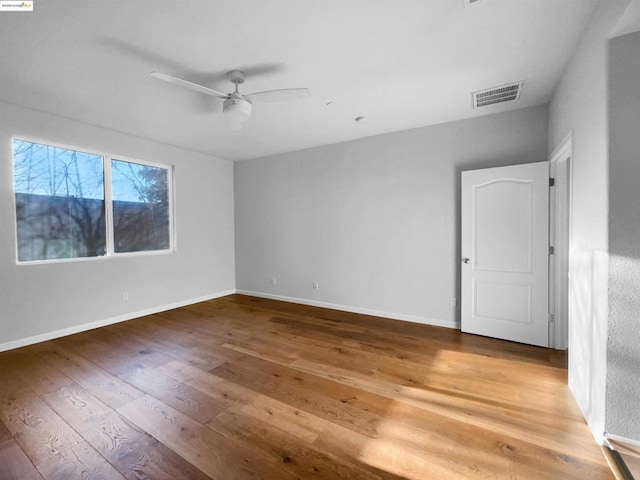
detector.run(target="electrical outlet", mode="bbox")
[450,297,456,307]
[313,282,320,291]
[270,277,277,286]
[123,292,129,301]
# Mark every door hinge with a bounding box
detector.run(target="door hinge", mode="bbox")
[549,246,555,255]
[549,313,555,324]
[549,178,555,187]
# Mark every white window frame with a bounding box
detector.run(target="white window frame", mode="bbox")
[12,136,175,265]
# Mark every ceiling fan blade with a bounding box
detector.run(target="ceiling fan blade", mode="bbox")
[151,72,228,99]
[244,88,310,104]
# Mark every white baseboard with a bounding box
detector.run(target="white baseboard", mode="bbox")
[605,433,640,448]
[0,289,236,353]
[236,290,459,330]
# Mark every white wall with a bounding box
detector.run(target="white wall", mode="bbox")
[235,105,548,327]
[548,0,630,443]
[0,101,236,350]
[607,31,640,441]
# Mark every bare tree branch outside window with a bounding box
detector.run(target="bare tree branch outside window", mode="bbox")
[111,159,170,253]
[13,140,106,261]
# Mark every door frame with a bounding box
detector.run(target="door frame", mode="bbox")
[549,133,573,350]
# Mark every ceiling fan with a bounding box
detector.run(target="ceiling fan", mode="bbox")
[151,70,310,131]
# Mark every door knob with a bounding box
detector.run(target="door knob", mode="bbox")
[462,257,470,264]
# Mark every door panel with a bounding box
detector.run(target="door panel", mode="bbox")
[474,281,531,324]
[461,162,549,347]
[474,180,533,272]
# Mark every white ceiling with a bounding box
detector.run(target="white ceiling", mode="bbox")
[0,0,599,161]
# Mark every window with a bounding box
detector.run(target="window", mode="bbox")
[111,159,171,253]
[13,139,173,263]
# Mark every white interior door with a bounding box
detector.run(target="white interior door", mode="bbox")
[461,162,549,347]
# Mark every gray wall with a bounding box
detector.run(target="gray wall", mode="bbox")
[0,101,236,349]
[607,31,640,440]
[235,105,548,327]
[548,0,631,443]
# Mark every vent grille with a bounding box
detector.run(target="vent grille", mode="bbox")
[472,82,523,108]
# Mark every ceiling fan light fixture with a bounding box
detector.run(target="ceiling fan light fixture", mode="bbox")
[223,94,252,131]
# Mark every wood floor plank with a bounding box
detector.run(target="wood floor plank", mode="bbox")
[316,421,487,480]
[0,418,12,445]
[157,360,258,408]
[1,353,74,396]
[36,441,127,480]
[42,384,212,480]
[0,373,84,467]
[108,318,228,370]
[0,440,44,480]
[118,394,296,479]
[240,393,329,443]
[117,361,226,423]
[59,332,174,371]
[212,407,391,480]
[379,400,609,479]
[222,339,299,366]
[65,333,227,424]
[230,354,397,417]
[33,346,145,410]
[211,360,386,438]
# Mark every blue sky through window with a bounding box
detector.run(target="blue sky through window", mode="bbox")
[13,139,152,203]
[111,159,167,204]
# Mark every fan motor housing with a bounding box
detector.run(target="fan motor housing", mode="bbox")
[223,94,252,120]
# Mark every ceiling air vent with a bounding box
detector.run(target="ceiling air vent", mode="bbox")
[472,82,523,108]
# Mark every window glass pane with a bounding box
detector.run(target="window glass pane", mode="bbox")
[13,139,106,262]
[111,159,170,253]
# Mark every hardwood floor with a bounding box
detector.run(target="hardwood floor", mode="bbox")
[0,294,613,479]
